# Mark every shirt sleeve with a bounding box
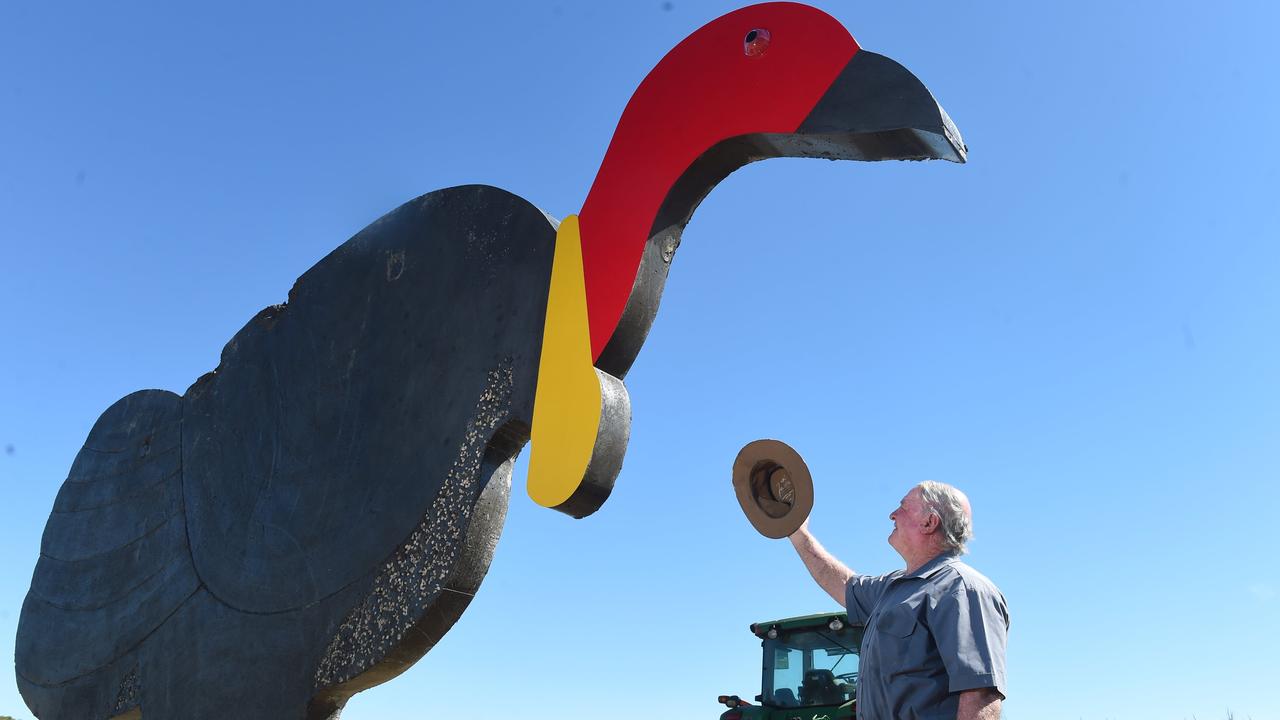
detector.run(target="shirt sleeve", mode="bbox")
[931,585,1010,697]
[844,572,895,624]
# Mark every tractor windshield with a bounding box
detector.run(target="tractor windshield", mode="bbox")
[762,625,862,709]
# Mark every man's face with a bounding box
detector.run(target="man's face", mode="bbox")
[888,487,933,557]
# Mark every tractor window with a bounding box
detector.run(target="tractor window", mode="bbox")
[762,626,862,709]
[771,647,805,706]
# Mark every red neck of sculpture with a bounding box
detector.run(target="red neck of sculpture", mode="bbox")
[577,2,858,361]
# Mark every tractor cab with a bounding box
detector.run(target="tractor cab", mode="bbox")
[717,612,863,720]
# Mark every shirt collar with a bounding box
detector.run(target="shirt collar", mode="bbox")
[903,550,961,580]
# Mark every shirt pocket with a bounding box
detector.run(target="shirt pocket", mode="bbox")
[875,605,919,638]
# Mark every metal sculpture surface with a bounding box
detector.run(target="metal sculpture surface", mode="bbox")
[16,3,966,719]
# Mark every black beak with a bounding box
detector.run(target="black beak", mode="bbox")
[789,49,967,163]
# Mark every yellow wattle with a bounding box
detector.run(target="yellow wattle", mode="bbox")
[528,215,603,508]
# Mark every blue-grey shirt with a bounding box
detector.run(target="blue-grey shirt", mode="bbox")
[845,552,1009,720]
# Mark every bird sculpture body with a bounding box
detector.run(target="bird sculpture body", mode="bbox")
[16,3,966,719]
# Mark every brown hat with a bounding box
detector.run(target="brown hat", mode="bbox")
[732,439,814,538]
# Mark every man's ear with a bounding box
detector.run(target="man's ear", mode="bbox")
[922,512,940,533]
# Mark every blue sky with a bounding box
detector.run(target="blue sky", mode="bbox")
[2,1,1278,719]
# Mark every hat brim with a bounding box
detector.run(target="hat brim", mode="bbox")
[731,439,814,539]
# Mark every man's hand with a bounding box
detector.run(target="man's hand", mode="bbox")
[956,688,1002,720]
[788,521,853,605]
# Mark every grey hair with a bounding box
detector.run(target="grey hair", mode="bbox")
[916,481,973,554]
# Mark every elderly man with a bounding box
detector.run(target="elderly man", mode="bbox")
[789,481,1008,720]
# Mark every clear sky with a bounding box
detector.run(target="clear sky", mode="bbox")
[2,1,1278,719]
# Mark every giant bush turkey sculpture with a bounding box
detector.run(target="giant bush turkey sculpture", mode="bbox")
[16,3,966,719]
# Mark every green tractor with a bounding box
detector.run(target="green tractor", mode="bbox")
[718,612,863,720]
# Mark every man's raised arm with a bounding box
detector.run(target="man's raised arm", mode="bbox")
[788,519,854,606]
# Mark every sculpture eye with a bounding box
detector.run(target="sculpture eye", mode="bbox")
[744,28,771,57]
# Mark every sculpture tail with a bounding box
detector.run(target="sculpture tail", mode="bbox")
[16,390,199,720]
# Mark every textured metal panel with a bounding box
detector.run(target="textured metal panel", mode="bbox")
[18,186,556,720]
[18,389,198,694]
[181,185,553,614]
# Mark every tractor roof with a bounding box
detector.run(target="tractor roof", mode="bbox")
[749,611,858,639]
